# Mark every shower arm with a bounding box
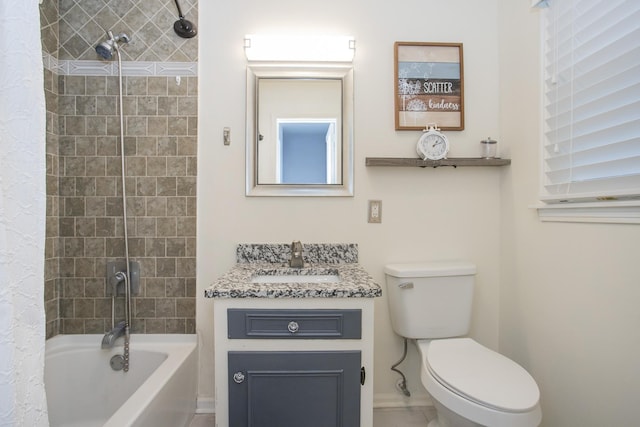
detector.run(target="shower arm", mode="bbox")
[174,0,185,19]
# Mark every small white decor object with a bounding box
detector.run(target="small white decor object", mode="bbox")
[417,124,450,160]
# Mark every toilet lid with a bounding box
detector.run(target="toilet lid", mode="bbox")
[426,338,540,413]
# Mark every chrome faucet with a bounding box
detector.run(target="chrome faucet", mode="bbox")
[101,321,127,349]
[289,241,304,268]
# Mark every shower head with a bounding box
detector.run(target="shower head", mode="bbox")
[95,31,130,60]
[96,39,115,60]
[173,0,197,39]
[174,17,197,39]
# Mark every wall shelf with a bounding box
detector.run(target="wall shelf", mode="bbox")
[365,157,511,168]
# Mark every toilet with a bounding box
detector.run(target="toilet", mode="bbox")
[385,261,541,427]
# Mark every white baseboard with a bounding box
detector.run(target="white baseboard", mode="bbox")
[196,397,215,414]
[374,392,432,408]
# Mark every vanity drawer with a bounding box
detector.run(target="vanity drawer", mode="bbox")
[228,309,361,339]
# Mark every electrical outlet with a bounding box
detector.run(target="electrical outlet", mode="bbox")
[368,200,382,223]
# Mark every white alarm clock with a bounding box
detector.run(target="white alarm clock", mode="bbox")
[417,124,450,160]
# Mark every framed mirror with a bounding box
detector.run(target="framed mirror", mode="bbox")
[246,64,354,196]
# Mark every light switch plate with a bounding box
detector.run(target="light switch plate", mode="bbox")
[368,200,382,223]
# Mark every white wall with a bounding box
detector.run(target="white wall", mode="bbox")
[198,0,503,408]
[498,1,640,426]
[197,1,640,424]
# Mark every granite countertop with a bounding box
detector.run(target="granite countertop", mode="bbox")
[204,243,382,299]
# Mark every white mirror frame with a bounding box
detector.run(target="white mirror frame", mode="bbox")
[246,64,354,197]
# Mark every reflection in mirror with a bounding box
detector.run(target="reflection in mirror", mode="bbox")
[271,119,338,184]
[258,78,341,185]
[246,65,354,196]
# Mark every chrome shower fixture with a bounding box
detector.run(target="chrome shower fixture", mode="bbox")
[95,31,130,60]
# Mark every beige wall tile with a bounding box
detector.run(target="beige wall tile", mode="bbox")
[45,3,198,335]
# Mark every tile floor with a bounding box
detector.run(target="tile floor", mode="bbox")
[189,406,436,427]
[373,406,436,427]
[189,414,214,427]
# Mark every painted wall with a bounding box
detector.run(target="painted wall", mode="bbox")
[198,0,503,407]
[498,1,640,426]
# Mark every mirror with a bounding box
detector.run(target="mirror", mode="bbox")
[246,64,354,196]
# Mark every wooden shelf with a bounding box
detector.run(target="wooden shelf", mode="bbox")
[365,157,511,168]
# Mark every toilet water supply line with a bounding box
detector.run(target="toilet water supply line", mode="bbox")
[391,338,411,397]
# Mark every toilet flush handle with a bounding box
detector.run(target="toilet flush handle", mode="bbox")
[398,282,414,290]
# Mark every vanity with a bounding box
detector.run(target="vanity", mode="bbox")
[205,243,382,427]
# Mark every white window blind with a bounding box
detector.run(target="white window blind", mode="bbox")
[541,0,640,204]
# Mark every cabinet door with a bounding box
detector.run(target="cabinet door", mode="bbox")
[228,351,361,427]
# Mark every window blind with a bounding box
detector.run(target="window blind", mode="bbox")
[541,0,640,203]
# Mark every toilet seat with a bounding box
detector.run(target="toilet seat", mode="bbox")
[425,338,540,413]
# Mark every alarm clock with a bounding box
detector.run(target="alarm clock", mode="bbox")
[417,124,449,160]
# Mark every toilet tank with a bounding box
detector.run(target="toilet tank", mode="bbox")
[384,261,476,339]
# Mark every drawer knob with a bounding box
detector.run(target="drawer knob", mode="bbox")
[233,371,245,384]
[287,321,300,333]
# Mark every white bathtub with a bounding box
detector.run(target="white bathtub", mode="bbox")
[45,334,198,427]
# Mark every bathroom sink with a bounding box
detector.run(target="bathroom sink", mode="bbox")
[251,268,340,284]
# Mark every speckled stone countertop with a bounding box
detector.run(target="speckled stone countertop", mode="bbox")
[205,243,382,299]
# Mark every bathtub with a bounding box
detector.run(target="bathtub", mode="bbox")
[45,334,198,427]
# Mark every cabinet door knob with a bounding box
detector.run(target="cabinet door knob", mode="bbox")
[287,321,300,333]
[233,371,245,384]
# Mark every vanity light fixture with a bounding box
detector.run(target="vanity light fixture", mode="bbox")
[244,34,356,62]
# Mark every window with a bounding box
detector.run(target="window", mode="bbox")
[538,0,640,223]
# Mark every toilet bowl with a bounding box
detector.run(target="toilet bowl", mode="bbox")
[416,339,541,427]
[384,261,542,427]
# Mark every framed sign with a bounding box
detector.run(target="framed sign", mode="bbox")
[394,42,464,131]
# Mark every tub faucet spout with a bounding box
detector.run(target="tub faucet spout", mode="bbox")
[290,241,304,268]
[101,321,127,349]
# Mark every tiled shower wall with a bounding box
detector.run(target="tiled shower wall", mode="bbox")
[41,0,198,337]
[42,0,62,338]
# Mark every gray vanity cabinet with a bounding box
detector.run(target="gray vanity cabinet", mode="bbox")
[228,350,361,427]
[212,298,376,427]
[227,309,362,427]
